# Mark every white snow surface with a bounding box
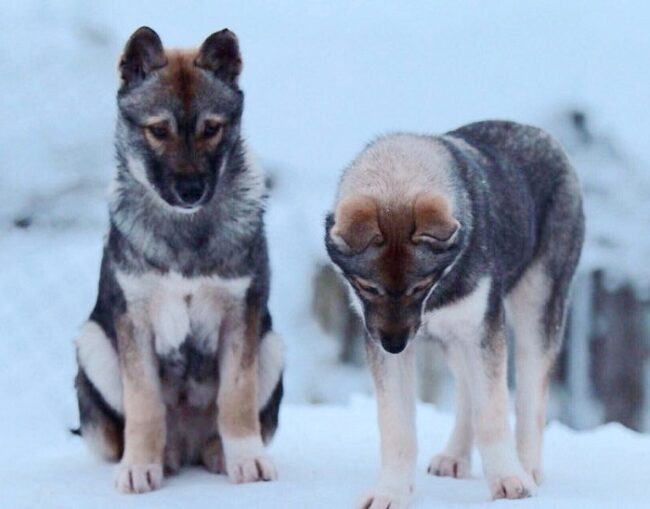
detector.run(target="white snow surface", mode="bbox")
[1,396,649,509]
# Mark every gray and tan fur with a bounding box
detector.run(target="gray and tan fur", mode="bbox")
[325,121,584,507]
[74,27,284,493]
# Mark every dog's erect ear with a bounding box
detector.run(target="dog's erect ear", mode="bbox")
[330,196,383,254]
[412,193,460,248]
[119,27,166,88]
[195,29,242,84]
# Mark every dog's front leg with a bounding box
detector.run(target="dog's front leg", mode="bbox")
[360,341,417,509]
[114,314,166,494]
[463,319,537,500]
[218,302,277,483]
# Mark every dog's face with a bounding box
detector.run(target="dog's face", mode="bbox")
[116,27,244,211]
[326,193,461,354]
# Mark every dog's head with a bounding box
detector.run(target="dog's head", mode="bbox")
[115,27,244,211]
[325,193,462,354]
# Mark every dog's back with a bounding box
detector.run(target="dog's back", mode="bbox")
[443,120,584,290]
[333,121,583,301]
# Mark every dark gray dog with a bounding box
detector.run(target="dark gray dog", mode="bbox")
[74,27,283,493]
[325,121,584,507]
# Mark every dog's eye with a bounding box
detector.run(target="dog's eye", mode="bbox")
[407,278,433,296]
[203,121,224,139]
[146,123,170,141]
[354,278,383,296]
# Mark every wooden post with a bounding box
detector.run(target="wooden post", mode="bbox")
[566,272,595,429]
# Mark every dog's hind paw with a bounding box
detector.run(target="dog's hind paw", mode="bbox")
[115,463,163,494]
[490,473,537,500]
[358,486,411,509]
[427,453,471,479]
[202,439,226,475]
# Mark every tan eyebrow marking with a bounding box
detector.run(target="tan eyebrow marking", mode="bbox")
[143,113,176,131]
[202,113,227,124]
[197,113,227,133]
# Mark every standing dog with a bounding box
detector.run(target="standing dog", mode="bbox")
[325,121,584,507]
[74,27,284,493]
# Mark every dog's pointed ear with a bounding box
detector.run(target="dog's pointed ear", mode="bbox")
[119,27,166,88]
[412,193,460,248]
[330,196,383,254]
[195,29,242,84]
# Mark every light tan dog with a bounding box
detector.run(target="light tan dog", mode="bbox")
[325,123,584,507]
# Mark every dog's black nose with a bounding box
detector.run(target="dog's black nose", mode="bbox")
[174,175,206,206]
[379,329,410,354]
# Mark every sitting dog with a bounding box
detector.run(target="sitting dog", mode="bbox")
[325,121,584,507]
[74,27,283,493]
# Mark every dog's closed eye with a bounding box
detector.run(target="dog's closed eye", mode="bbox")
[352,277,384,297]
[405,277,435,297]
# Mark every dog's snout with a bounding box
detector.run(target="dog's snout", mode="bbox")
[174,175,207,206]
[379,329,410,354]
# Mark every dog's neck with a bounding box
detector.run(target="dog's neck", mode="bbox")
[107,139,267,277]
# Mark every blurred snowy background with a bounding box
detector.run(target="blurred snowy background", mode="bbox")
[1,0,650,477]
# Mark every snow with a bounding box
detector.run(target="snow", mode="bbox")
[1,1,650,507]
[2,396,649,508]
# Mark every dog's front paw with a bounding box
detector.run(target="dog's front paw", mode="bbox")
[224,437,277,483]
[427,453,471,479]
[522,465,543,486]
[358,485,411,509]
[227,454,277,483]
[490,472,537,500]
[115,463,163,494]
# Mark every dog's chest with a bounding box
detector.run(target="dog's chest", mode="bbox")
[423,276,491,342]
[117,271,251,356]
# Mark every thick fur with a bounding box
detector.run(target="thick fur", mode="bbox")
[325,121,584,506]
[74,27,283,493]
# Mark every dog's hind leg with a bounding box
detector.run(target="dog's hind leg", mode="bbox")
[75,368,123,462]
[508,171,584,485]
[75,320,124,462]
[507,260,557,485]
[428,343,473,479]
[257,329,284,444]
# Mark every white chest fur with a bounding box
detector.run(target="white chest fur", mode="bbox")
[116,271,251,356]
[423,276,491,343]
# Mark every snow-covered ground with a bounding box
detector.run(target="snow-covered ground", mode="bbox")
[2,396,649,509]
[1,1,650,507]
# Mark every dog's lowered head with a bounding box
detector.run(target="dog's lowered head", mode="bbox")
[115,27,244,211]
[326,191,462,354]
